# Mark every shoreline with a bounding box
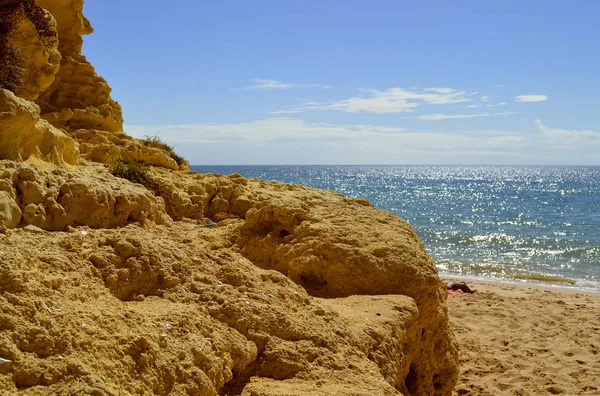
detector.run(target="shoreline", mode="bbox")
[440,272,600,295]
[445,277,600,395]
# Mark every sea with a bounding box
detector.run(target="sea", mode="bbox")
[192,165,600,291]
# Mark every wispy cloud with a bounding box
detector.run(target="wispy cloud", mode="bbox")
[268,109,306,115]
[534,119,600,149]
[126,119,408,143]
[515,95,548,102]
[422,87,457,94]
[480,96,490,102]
[417,112,516,121]
[125,119,600,164]
[485,102,507,108]
[125,119,527,164]
[241,79,333,90]
[270,87,472,114]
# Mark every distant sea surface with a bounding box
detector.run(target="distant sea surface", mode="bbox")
[192,166,600,291]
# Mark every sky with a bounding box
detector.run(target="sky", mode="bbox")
[82,0,600,165]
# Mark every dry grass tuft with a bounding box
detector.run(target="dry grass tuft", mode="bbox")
[140,134,186,167]
[110,160,166,196]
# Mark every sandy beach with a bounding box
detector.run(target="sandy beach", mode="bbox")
[446,279,600,395]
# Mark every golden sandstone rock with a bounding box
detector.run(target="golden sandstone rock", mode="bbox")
[8,8,61,101]
[0,90,78,165]
[0,1,459,395]
[35,0,124,133]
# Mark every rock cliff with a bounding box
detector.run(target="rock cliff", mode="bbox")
[0,1,459,395]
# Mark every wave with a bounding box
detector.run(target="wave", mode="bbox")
[436,260,593,288]
[510,272,577,285]
[563,247,600,258]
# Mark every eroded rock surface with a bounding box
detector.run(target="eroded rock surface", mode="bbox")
[36,0,124,133]
[0,0,179,169]
[0,89,78,165]
[0,0,459,394]
[7,7,61,101]
[75,129,180,170]
[0,162,169,231]
[0,219,456,395]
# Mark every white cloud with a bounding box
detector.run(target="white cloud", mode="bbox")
[126,119,408,144]
[533,119,600,149]
[268,109,306,115]
[485,102,507,108]
[124,119,600,165]
[125,119,529,164]
[241,79,333,90]
[273,87,472,114]
[514,95,548,102]
[462,104,479,108]
[422,87,457,94]
[417,112,516,121]
[480,96,490,102]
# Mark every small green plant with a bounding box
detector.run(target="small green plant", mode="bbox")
[141,134,186,167]
[111,160,153,186]
[110,160,167,197]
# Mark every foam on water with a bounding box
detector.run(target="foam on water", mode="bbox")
[193,165,600,291]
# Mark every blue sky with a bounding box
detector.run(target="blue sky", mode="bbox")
[83,0,600,165]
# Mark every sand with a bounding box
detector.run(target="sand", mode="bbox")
[446,279,600,396]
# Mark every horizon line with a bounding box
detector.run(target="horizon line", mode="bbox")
[189,164,600,167]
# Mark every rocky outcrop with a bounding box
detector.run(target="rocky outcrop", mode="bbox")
[0,0,459,395]
[0,89,77,165]
[0,1,78,166]
[0,220,455,396]
[74,129,180,170]
[35,0,124,133]
[0,0,179,169]
[143,170,460,394]
[0,161,169,230]
[7,6,61,101]
[0,160,459,394]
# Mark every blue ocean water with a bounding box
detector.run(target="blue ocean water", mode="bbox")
[192,165,600,290]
